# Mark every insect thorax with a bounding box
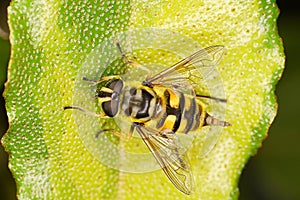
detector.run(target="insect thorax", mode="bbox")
[119,84,163,124]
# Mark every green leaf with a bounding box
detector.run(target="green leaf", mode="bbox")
[2,0,284,199]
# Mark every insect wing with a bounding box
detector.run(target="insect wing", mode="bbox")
[145,45,225,95]
[135,125,194,194]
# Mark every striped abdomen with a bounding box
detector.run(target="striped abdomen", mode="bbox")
[152,87,206,134]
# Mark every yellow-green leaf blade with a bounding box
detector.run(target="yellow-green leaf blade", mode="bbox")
[2,0,284,199]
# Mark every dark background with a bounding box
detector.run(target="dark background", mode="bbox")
[0,1,299,199]
[239,1,300,200]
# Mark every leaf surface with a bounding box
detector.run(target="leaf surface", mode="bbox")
[2,0,284,199]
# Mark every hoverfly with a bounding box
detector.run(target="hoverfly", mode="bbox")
[64,42,231,195]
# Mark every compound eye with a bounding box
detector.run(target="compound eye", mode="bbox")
[102,100,119,117]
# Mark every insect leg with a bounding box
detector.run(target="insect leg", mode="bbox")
[82,75,121,86]
[95,124,135,140]
[127,123,137,139]
[115,41,142,68]
[95,129,124,139]
[196,94,227,103]
[63,106,108,118]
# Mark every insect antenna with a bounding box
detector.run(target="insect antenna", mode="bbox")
[63,106,106,117]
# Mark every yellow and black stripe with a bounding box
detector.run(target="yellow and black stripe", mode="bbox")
[121,84,207,135]
[99,79,229,136]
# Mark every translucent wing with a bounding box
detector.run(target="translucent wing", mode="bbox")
[199,127,222,157]
[144,45,225,95]
[135,125,194,194]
